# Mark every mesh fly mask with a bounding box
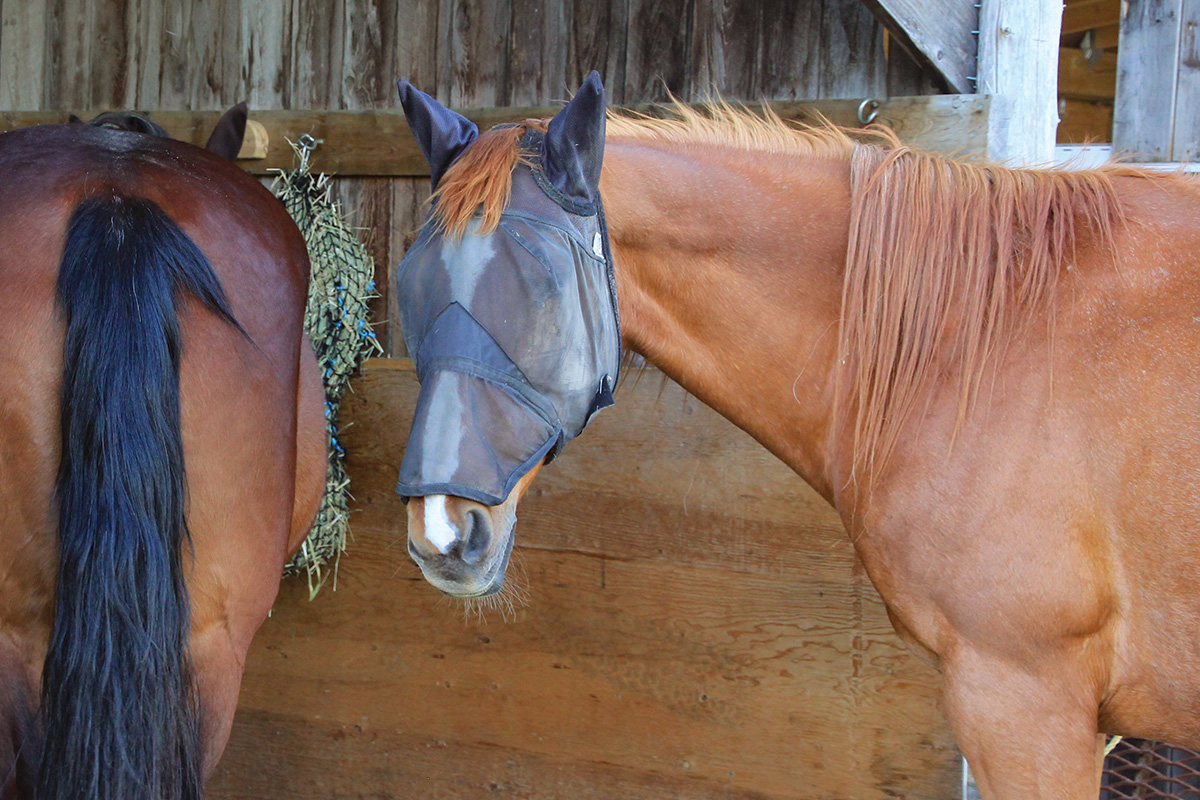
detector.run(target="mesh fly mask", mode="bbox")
[394,74,620,505]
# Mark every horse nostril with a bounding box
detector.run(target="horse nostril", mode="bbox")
[461,510,491,565]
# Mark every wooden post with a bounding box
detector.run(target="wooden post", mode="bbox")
[977,0,1063,165]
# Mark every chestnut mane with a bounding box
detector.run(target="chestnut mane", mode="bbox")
[430,103,1173,481]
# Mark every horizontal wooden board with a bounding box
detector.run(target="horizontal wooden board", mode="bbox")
[1059,46,1118,101]
[1058,98,1114,143]
[206,360,958,799]
[1062,0,1121,35]
[0,94,991,177]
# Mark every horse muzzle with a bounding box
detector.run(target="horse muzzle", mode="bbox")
[406,495,514,597]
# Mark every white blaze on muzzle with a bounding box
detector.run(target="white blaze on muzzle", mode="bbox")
[423,495,458,554]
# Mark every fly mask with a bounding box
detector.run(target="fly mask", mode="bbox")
[395,72,620,507]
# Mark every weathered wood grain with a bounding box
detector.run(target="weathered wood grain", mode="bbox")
[508,0,568,106]
[886,32,945,97]
[44,0,93,109]
[625,0,694,101]
[820,0,886,98]
[566,0,629,104]
[291,0,346,108]
[691,0,762,98]
[205,361,959,800]
[977,0,1062,164]
[0,96,991,177]
[859,0,978,93]
[125,0,164,107]
[340,0,400,109]
[441,0,513,107]
[1174,0,1200,161]
[1113,0,1183,161]
[241,0,292,109]
[88,0,130,108]
[392,0,441,91]
[0,0,48,109]
[387,179,433,354]
[757,0,823,99]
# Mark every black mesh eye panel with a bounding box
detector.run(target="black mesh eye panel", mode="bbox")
[395,164,621,504]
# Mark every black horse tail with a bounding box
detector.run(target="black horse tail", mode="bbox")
[39,195,241,800]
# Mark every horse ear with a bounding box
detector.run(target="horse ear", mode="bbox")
[205,102,248,161]
[543,71,606,210]
[397,80,479,189]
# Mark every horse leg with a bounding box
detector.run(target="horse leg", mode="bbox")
[189,621,254,779]
[943,646,1103,799]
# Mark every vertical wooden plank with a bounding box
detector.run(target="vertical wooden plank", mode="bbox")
[243,0,293,110]
[157,2,190,108]
[978,0,1062,164]
[391,0,441,355]
[388,179,433,357]
[339,0,401,351]
[127,0,164,109]
[0,0,49,109]
[819,0,886,98]
[1173,0,1200,160]
[1113,0,1182,160]
[291,0,345,108]
[756,0,822,100]
[440,0,513,107]
[90,0,130,108]
[157,0,243,110]
[625,0,694,101]
[43,0,92,109]
[508,0,568,105]
[567,0,628,104]
[394,0,441,90]
[341,0,398,109]
[691,0,762,97]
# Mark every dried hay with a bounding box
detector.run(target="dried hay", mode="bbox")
[273,139,382,597]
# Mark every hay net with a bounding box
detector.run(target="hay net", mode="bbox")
[272,138,382,596]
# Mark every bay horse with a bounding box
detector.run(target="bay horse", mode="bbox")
[394,74,1200,798]
[0,108,325,798]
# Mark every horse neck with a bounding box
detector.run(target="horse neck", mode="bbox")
[601,139,851,500]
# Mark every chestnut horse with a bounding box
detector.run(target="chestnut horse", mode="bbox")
[395,75,1200,798]
[0,111,325,798]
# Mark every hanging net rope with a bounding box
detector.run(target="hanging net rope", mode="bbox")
[273,135,382,597]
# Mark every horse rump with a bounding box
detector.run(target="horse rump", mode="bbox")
[39,195,240,800]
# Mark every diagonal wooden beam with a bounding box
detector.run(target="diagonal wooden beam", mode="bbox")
[859,0,979,93]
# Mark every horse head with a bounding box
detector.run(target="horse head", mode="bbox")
[395,74,618,597]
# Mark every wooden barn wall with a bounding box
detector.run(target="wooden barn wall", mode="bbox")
[0,0,941,357]
[0,2,956,798]
[203,362,959,800]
